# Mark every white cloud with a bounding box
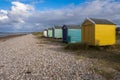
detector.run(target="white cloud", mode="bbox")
[11,1,34,13]
[0,0,120,32]
[28,0,120,26]
[8,1,34,21]
[6,0,45,4]
[0,1,35,31]
[0,10,8,14]
[0,15,8,21]
[29,0,120,25]
[0,10,9,23]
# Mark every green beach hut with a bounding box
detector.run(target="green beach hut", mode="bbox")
[52,26,62,39]
[62,25,82,43]
[47,28,53,38]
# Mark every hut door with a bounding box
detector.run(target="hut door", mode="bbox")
[63,28,67,42]
[88,25,93,44]
[52,29,54,38]
[84,25,92,44]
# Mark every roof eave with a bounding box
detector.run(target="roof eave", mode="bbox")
[87,18,96,24]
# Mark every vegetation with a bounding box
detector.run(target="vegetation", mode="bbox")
[33,32,120,79]
[90,67,115,80]
[32,32,43,37]
[64,42,89,50]
[64,40,120,79]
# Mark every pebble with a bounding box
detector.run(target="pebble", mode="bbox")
[0,34,112,80]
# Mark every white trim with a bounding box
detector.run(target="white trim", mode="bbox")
[87,18,95,24]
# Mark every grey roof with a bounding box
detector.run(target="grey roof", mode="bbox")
[54,26,62,29]
[89,18,115,25]
[63,25,81,29]
[44,29,47,31]
[48,28,53,30]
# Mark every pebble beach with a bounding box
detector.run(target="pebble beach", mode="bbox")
[0,34,117,80]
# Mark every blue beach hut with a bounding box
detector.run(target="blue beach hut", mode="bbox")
[62,25,82,43]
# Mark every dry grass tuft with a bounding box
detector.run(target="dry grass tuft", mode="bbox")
[64,42,89,50]
[92,67,115,80]
[32,32,43,37]
[64,42,120,78]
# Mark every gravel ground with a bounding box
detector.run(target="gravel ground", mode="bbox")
[0,34,108,80]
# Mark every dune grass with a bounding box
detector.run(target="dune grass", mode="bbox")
[90,67,115,80]
[34,33,120,79]
[64,42,120,79]
[32,32,43,37]
[64,42,89,50]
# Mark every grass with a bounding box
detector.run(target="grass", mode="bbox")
[64,42,89,50]
[117,35,120,39]
[33,33,120,79]
[64,43,120,68]
[64,42,120,79]
[32,32,43,37]
[91,67,115,80]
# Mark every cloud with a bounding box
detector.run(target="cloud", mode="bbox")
[6,0,45,5]
[0,10,8,14]
[0,0,120,32]
[0,10,9,24]
[8,1,34,22]
[28,0,120,26]
[0,1,35,31]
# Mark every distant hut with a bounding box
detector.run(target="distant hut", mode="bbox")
[116,27,120,35]
[43,29,48,37]
[62,25,81,43]
[82,18,116,46]
[52,26,62,39]
[47,28,53,38]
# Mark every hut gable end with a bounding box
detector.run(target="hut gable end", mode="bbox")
[82,19,94,26]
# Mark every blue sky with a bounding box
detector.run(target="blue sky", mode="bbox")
[0,0,11,10]
[0,0,86,10]
[35,0,85,10]
[0,0,120,32]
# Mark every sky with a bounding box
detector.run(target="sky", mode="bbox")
[0,0,120,32]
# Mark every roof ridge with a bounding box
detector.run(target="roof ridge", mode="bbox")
[87,18,115,25]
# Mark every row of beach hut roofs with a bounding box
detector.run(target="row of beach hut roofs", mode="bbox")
[43,18,116,46]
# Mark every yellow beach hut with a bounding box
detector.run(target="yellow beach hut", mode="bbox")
[82,18,116,46]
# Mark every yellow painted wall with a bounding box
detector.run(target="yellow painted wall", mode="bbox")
[95,24,116,46]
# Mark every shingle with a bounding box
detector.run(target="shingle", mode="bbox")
[90,18,115,25]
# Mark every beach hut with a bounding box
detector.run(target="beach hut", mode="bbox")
[62,25,82,43]
[116,27,120,35]
[47,28,53,38]
[52,26,62,38]
[82,18,116,46]
[43,29,48,37]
